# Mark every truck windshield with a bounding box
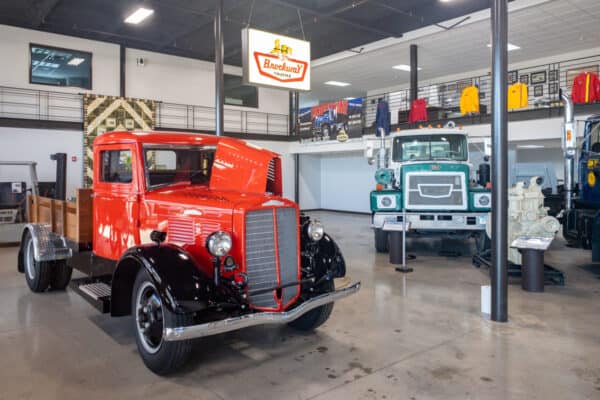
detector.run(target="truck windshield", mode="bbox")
[392,134,467,162]
[143,145,215,190]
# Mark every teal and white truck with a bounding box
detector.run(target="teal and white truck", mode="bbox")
[365,127,492,253]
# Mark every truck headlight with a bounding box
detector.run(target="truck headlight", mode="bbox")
[474,193,491,207]
[206,231,232,257]
[307,220,324,241]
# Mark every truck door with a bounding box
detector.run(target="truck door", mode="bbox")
[93,144,140,260]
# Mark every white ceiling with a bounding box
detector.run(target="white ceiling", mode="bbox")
[304,0,600,105]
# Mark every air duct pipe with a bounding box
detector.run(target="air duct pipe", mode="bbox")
[561,92,576,210]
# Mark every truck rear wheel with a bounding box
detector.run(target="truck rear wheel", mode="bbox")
[374,228,389,253]
[50,260,72,290]
[23,231,52,293]
[288,280,334,331]
[132,268,193,375]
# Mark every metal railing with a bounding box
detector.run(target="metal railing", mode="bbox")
[364,53,600,126]
[0,85,289,136]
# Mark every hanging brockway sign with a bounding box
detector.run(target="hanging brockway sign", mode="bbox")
[242,27,310,91]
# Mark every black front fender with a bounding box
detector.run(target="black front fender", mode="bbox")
[111,244,213,317]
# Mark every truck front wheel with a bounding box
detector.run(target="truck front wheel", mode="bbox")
[374,228,389,253]
[23,231,52,292]
[288,280,334,331]
[132,268,193,375]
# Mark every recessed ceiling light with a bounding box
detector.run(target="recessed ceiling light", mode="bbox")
[439,0,453,3]
[68,58,85,66]
[487,43,521,51]
[344,97,356,100]
[125,7,154,24]
[517,144,544,149]
[392,64,423,72]
[325,81,351,87]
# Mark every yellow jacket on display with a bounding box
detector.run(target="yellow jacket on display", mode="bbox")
[460,86,480,115]
[508,82,528,109]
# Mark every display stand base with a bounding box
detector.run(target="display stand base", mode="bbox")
[395,266,414,273]
[472,250,565,286]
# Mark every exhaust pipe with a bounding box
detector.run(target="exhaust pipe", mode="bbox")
[561,92,576,210]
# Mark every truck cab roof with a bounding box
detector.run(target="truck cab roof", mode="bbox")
[94,131,277,157]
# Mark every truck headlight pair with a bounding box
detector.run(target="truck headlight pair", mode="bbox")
[206,231,232,257]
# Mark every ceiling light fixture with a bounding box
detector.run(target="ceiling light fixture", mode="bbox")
[392,64,423,72]
[68,58,85,66]
[487,43,521,51]
[125,7,154,24]
[517,144,545,149]
[324,81,351,87]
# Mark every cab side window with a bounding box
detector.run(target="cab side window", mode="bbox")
[100,150,133,183]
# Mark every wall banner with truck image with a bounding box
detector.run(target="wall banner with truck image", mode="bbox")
[298,97,363,140]
[82,94,155,186]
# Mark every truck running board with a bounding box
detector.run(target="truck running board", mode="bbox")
[70,277,112,314]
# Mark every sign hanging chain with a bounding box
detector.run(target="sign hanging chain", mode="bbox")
[246,0,255,27]
[297,8,305,40]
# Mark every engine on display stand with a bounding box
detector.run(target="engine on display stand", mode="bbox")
[485,177,560,265]
[474,176,565,287]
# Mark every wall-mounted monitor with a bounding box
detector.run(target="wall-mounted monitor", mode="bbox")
[224,74,258,108]
[29,43,92,89]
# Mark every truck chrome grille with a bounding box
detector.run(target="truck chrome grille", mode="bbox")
[245,208,298,310]
[405,172,467,210]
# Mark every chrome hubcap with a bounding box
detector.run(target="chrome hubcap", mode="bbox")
[135,281,164,354]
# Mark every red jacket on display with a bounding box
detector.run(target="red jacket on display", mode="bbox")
[408,98,428,123]
[572,72,600,104]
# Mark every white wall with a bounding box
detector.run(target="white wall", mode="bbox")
[0,24,289,116]
[320,153,375,213]
[0,127,83,198]
[298,154,321,210]
[0,25,120,96]
[126,49,288,115]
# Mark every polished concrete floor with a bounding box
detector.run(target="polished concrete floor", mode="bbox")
[1,211,600,400]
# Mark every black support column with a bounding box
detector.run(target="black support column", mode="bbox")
[490,0,509,322]
[119,45,126,97]
[289,91,299,136]
[214,0,224,136]
[409,44,418,103]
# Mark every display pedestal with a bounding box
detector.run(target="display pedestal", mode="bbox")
[389,231,413,273]
[520,249,544,292]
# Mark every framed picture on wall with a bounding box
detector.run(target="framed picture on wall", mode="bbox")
[534,85,544,97]
[519,74,529,84]
[508,70,518,85]
[549,82,558,95]
[531,71,547,84]
[549,69,559,82]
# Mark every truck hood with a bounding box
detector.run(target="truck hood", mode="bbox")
[144,184,296,213]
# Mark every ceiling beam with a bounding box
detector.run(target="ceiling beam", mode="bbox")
[264,0,400,38]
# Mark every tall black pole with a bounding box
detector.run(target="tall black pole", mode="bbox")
[214,0,224,136]
[490,0,508,322]
[289,91,299,136]
[409,44,418,103]
[119,45,126,97]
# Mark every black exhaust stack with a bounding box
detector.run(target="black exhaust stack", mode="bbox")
[50,153,67,201]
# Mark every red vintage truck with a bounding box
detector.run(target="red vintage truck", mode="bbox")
[17,131,360,375]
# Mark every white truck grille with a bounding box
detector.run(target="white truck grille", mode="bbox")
[405,172,467,210]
